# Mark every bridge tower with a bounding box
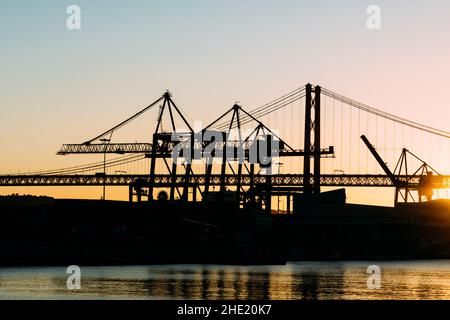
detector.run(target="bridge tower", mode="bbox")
[303,84,321,194]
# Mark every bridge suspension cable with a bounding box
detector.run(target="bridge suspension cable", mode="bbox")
[321,87,450,139]
[213,85,306,131]
[10,154,146,176]
[213,85,449,142]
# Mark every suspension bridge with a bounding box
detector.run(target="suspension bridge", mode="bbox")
[1,83,449,208]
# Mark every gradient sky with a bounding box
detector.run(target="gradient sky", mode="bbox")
[1,0,449,205]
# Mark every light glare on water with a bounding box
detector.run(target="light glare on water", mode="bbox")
[1,261,450,300]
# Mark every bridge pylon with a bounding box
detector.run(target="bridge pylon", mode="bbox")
[303,84,322,194]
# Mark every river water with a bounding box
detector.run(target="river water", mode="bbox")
[1,261,450,299]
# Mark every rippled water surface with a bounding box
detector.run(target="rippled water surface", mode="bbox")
[2,261,450,299]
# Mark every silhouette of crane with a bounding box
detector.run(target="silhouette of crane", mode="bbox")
[0,83,448,208]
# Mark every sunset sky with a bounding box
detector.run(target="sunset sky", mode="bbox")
[1,0,449,205]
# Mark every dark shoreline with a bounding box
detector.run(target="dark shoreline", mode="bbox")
[1,195,450,266]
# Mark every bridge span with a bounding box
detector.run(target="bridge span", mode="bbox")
[0,174,448,188]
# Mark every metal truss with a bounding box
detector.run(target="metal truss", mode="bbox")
[1,174,448,187]
[57,142,334,158]
[58,143,154,154]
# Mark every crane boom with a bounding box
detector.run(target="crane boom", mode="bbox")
[360,135,396,185]
[58,143,153,155]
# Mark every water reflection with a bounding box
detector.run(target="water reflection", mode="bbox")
[299,272,319,300]
[1,261,450,299]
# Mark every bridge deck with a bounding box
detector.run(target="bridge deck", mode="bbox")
[0,174,448,187]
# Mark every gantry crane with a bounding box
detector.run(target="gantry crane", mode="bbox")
[57,90,335,212]
[361,135,447,205]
